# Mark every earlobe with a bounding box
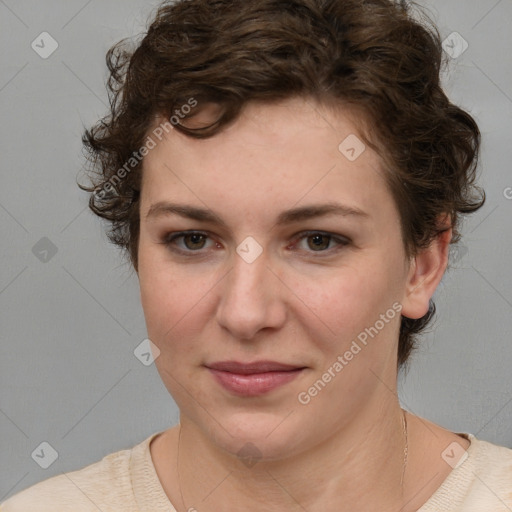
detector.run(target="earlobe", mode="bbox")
[400,219,452,320]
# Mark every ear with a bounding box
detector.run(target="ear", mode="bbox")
[400,214,452,319]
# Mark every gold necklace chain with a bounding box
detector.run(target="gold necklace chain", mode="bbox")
[401,408,409,488]
[176,411,409,510]
[177,423,186,512]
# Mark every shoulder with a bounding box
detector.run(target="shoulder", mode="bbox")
[468,436,512,497]
[0,436,154,512]
[421,434,512,512]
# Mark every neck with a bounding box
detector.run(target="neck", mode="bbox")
[174,394,409,512]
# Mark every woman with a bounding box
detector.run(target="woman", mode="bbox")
[2,0,511,510]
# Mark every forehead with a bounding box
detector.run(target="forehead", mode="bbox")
[140,97,394,223]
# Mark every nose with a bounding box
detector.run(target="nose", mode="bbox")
[215,246,287,341]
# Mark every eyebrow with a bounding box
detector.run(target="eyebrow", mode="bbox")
[145,201,369,227]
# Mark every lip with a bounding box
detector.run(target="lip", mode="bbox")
[207,360,304,374]
[205,360,306,396]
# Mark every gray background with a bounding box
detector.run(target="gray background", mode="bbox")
[1,0,511,501]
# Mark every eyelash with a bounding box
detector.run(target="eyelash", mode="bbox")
[159,230,350,257]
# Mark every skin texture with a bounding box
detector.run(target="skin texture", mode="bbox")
[136,97,469,512]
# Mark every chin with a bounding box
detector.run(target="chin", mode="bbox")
[200,410,313,463]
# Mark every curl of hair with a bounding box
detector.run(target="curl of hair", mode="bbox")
[79,0,485,368]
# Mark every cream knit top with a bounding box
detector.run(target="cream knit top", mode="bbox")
[2,432,511,511]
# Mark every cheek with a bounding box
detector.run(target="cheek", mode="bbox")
[140,271,200,341]
[137,250,220,360]
[287,263,392,344]
[138,262,211,400]
[138,241,189,331]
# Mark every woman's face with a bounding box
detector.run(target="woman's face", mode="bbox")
[137,97,422,459]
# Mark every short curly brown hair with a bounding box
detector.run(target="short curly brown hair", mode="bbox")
[79,0,485,368]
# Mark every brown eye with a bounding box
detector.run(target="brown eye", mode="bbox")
[182,233,207,250]
[306,234,331,251]
[293,231,350,255]
[161,231,214,255]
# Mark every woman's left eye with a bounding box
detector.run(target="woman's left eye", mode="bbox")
[159,230,350,256]
[291,231,350,253]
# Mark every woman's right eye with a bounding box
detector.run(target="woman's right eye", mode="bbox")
[160,231,214,255]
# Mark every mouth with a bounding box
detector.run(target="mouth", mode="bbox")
[205,360,307,396]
